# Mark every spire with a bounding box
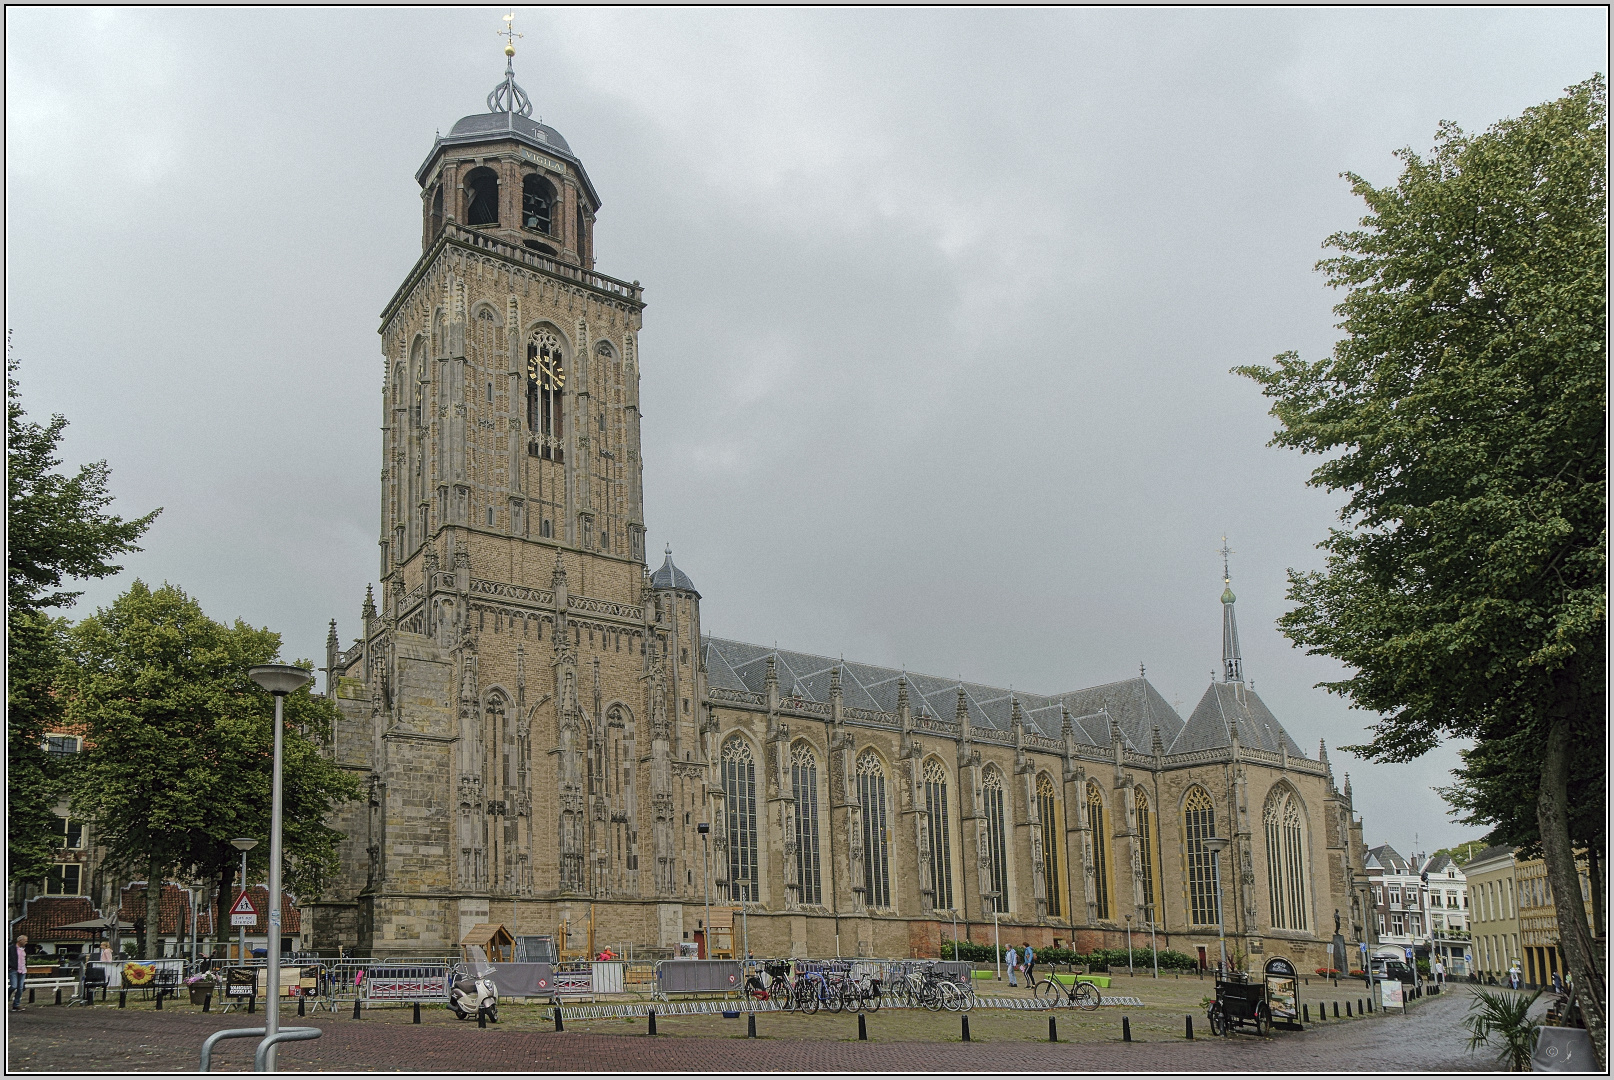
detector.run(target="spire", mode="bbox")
[361,584,376,621]
[896,675,910,712]
[326,619,339,650]
[1219,535,1243,684]
[1152,725,1166,756]
[487,12,533,118]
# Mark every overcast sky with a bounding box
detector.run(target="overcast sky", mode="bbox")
[8,7,1605,860]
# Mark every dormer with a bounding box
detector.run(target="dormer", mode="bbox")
[415,52,601,268]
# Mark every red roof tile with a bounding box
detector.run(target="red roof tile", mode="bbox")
[13,895,99,942]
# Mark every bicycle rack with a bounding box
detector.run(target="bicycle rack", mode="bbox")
[198,1025,323,1072]
[254,1027,323,1071]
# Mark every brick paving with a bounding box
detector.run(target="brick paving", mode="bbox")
[6,980,1482,1072]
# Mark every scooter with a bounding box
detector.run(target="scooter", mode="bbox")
[449,945,499,1022]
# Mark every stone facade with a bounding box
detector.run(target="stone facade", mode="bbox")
[307,63,1373,969]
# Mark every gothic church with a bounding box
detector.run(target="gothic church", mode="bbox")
[312,52,1373,969]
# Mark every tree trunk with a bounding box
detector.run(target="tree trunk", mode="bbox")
[143,856,162,960]
[216,863,235,958]
[1538,691,1606,1068]
[1588,846,1605,945]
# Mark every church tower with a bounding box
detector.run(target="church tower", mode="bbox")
[314,31,711,957]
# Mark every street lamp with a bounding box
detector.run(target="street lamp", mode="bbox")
[249,663,312,1071]
[1202,836,1231,976]
[988,892,1002,980]
[229,838,258,965]
[1124,914,1134,976]
[1147,901,1159,979]
[696,822,711,959]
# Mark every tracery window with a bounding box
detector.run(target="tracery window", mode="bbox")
[527,328,566,458]
[1087,782,1110,920]
[721,737,758,903]
[1037,774,1063,917]
[923,759,954,912]
[1185,786,1219,925]
[1136,786,1160,920]
[857,752,891,909]
[791,743,823,905]
[982,767,1009,913]
[1264,786,1310,930]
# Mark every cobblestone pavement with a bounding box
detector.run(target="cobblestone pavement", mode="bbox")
[6,980,1483,1072]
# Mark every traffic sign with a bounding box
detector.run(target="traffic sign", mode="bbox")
[230,891,258,927]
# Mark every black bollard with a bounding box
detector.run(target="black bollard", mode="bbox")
[747,1012,756,1038]
[1368,997,1373,1013]
[1185,1014,1194,1040]
[119,990,127,1009]
[298,994,305,1017]
[961,1015,971,1042]
[1123,1016,1132,1042]
[1302,1004,1309,1023]
[1333,1001,1339,1018]
[413,1001,421,1024]
[247,993,255,1014]
[1048,1016,1058,1042]
[554,1005,564,1032]
[478,1006,487,1029]
[203,993,211,1013]
[648,1009,657,1036]
[28,989,34,1003]
[1345,1001,1351,1017]
[155,989,163,1010]
[858,1012,867,1040]
[55,988,62,1006]
[352,997,361,1019]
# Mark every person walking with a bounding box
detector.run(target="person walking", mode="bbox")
[1508,961,1521,990]
[1004,945,1019,988]
[1022,943,1036,985]
[11,935,28,1011]
[1433,958,1445,986]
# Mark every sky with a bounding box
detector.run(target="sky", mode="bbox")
[7,7,1605,861]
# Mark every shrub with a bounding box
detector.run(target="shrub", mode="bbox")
[1315,967,1342,976]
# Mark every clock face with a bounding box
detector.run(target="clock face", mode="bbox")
[528,352,565,388]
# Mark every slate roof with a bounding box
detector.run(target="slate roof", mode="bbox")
[1366,844,1411,875]
[1464,844,1514,869]
[702,637,1190,748]
[650,551,699,596]
[1170,682,1305,757]
[418,109,601,208]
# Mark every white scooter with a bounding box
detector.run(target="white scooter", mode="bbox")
[449,945,499,1022]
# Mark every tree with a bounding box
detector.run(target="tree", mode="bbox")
[1430,839,1496,869]
[62,581,359,958]
[1237,77,1605,1061]
[6,350,158,905]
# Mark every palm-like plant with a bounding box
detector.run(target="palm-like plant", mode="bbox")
[1464,988,1542,1071]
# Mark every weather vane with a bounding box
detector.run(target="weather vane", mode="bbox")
[499,11,523,56]
[1218,535,1235,584]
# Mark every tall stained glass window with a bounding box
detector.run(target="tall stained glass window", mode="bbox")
[1037,775,1063,917]
[791,743,823,905]
[1087,782,1110,920]
[982,768,1009,913]
[923,759,954,912]
[721,737,758,903]
[857,753,892,909]
[1185,786,1219,925]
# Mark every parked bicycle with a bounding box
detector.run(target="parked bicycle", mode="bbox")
[1031,972,1101,1010]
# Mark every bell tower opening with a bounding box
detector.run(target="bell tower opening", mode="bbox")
[464,167,500,227]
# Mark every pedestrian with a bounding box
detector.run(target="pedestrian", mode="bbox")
[1551,971,1565,996]
[1004,945,1019,987]
[1023,943,1036,985]
[1434,958,1445,986]
[98,940,113,964]
[11,935,28,1011]
[1508,962,1521,990]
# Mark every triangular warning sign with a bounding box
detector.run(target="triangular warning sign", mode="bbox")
[230,891,257,916]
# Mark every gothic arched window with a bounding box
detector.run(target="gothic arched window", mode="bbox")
[721,737,758,903]
[1264,786,1310,930]
[982,767,1009,913]
[856,752,891,909]
[464,166,499,227]
[791,743,823,905]
[1185,785,1219,925]
[1136,786,1161,921]
[522,174,555,234]
[923,759,954,912]
[1087,781,1110,920]
[1038,774,1063,918]
[527,328,566,457]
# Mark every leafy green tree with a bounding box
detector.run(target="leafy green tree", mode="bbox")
[6,351,158,904]
[1237,77,1605,1061]
[62,581,359,958]
[1430,839,1502,868]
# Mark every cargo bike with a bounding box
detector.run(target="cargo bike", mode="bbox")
[1206,970,1272,1037]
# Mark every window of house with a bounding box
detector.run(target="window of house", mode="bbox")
[1373,885,1383,906]
[44,734,81,757]
[1389,888,1401,906]
[1378,914,1386,935]
[1391,914,1404,936]
[54,818,83,850]
[45,863,81,896]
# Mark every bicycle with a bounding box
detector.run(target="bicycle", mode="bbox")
[1033,973,1101,1011]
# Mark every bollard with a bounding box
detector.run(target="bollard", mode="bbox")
[1185,1014,1193,1040]
[298,994,305,1017]
[1367,997,1373,1013]
[554,1005,564,1032]
[858,1012,867,1041]
[478,1006,487,1029]
[55,988,62,1006]
[352,997,361,1020]
[1333,1001,1339,1018]
[747,1012,755,1038]
[648,1009,657,1036]
[1048,1016,1058,1042]
[203,994,211,1013]
[28,989,34,1003]
[1345,1001,1351,1017]
[1122,1016,1132,1042]
[119,991,126,1009]
[1302,1004,1309,1023]
[961,1015,971,1042]
[413,1001,421,1024]
[155,989,163,1011]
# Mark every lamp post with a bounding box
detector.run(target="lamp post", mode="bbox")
[230,838,258,964]
[1124,914,1134,976]
[249,663,312,1072]
[988,893,1002,980]
[1147,901,1159,979]
[697,822,711,959]
[951,908,959,961]
[1202,836,1230,975]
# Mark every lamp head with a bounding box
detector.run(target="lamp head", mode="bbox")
[249,664,313,696]
[231,837,259,852]
[1202,836,1230,854]
[696,822,710,835]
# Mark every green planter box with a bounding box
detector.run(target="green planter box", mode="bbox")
[971,970,995,980]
